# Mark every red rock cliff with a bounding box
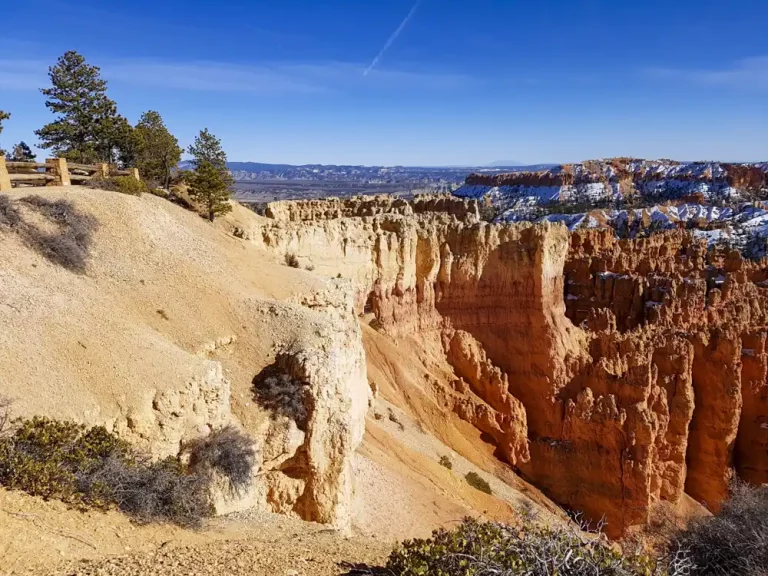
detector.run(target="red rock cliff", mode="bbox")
[252,202,768,537]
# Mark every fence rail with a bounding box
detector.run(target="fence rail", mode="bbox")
[0,156,140,192]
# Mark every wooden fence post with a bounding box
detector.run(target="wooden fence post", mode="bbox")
[46,158,71,187]
[97,163,109,179]
[0,156,11,192]
[130,168,140,181]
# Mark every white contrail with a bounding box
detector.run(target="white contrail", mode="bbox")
[364,0,422,76]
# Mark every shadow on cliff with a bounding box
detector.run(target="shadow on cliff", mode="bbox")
[480,430,515,465]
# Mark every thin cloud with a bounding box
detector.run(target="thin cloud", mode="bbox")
[0,58,471,93]
[649,56,768,91]
[107,61,329,94]
[365,0,423,76]
[0,59,48,91]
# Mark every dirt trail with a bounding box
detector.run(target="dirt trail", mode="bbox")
[56,514,389,576]
[0,488,389,576]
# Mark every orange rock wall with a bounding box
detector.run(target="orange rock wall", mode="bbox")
[255,205,768,536]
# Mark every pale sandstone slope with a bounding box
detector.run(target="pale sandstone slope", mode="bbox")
[0,188,551,575]
[0,186,370,530]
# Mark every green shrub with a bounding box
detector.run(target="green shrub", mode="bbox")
[0,416,213,526]
[465,471,491,494]
[0,417,131,507]
[148,187,170,199]
[87,176,148,196]
[386,517,656,576]
[439,455,453,470]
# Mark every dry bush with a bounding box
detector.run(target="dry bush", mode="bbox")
[284,253,300,268]
[0,195,21,228]
[670,481,768,575]
[0,395,13,436]
[82,455,212,527]
[388,408,405,431]
[1,195,98,273]
[252,363,311,430]
[0,416,212,527]
[185,426,255,495]
[465,471,492,494]
[438,455,453,470]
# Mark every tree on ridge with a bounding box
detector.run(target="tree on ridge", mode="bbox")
[35,51,133,165]
[187,128,228,172]
[133,111,182,189]
[186,128,233,221]
[9,142,37,162]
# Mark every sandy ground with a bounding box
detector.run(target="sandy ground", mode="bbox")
[0,488,390,576]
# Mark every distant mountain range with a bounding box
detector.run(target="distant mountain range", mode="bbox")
[177,161,558,186]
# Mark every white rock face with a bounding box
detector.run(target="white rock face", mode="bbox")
[218,283,371,530]
[279,285,371,530]
[113,360,232,459]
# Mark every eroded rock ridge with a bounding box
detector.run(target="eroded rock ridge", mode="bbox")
[249,193,768,536]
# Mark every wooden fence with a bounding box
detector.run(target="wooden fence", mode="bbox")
[0,156,140,192]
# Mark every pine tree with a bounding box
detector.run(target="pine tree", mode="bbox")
[0,110,9,156]
[9,142,36,162]
[134,111,182,189]
[187,160,233,221]
[35,51,133,165]
[187,128,228,171]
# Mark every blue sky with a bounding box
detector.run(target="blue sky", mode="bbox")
[1,0,767,166]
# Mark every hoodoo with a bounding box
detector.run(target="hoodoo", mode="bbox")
[251,193,768,536]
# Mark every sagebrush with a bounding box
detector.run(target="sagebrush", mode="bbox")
[465,471,492,494]
[670,481,768,575]
[0,416,212,526]
[386,517,656,576]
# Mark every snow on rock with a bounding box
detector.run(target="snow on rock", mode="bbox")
[456,158,767,208]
